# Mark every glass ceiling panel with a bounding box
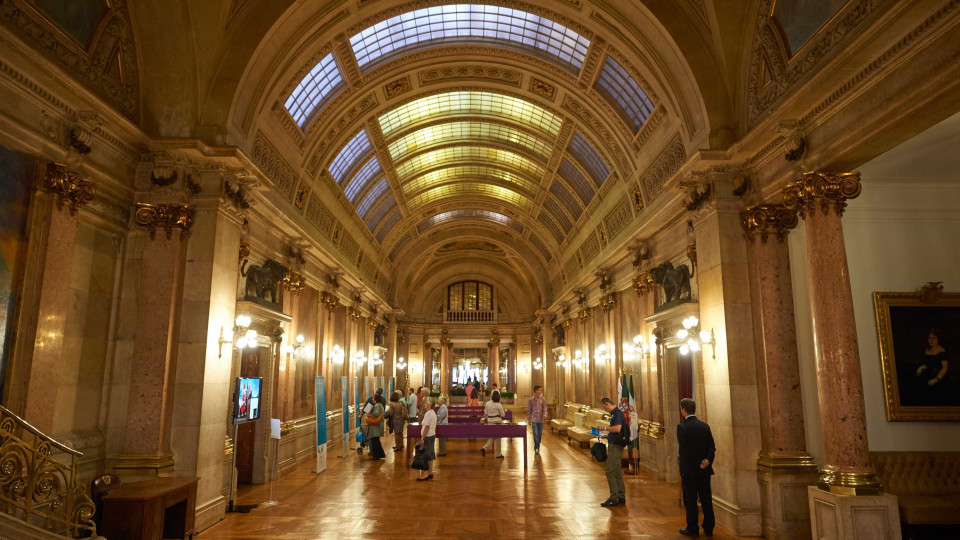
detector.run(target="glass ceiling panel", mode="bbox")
[567,131,610,186]
[376,208,403,243]
[557,158,595,206]
[549,179,583,221]
[378,91,562,137]
[537,211,565,244]
[416,209,524,235]
[350,4,590,72]
[401,165,537,198]
[284,52,344,129]
[407,183,532,210]
[366,195,397,232]
[541,197,573,233]
[595,56,655,132]
[389,233,412,260]
[387,121,554,163]
[357,178,390,217]
[395,146,545,181]
[328,130,373,185]
[343,156,383,203]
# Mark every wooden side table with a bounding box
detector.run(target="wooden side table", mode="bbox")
[101,477,199,540]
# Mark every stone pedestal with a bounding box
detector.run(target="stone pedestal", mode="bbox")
[807,487,901,540]
[758,466,821,539]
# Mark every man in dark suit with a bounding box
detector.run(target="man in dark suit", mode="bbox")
[677,398,715,537]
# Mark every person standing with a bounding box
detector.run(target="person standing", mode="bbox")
[417,397,437,481]
[465,380,476,406]
[367,395,386,460]
[407,388,418,423]
[598,397,626,507]
[389,391,406,452]
[436,395,449,456]
[481,390,505,458]
[677,398,715,537]
[527,385,548,455]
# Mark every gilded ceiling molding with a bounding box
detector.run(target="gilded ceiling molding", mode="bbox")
[419,65,521,88]
[305,93,379,174]
[384,77,411,98]
[561,96,631,174]
[746,0,892,124]
[639,134,685,202]
[42,163,95,215]
[0,0,140,118]
[134,203,194,240]
[530,78,556,101]
[252,133,297,199]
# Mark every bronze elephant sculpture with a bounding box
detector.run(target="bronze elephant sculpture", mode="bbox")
[241,259,287,303]
[650,262,692,304]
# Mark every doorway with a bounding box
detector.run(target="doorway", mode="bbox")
[677,351,694,400]
[235,347,260,484]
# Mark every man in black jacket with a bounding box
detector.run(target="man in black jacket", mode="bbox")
[677,398,715,537]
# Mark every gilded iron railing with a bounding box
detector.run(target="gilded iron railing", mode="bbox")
[0,404,96,537]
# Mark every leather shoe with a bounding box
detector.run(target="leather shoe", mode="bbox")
[703,531,713,538]
[617,497,625,505]
[600,499,619,507]
[678,528,699,537]
[480,448,485,456]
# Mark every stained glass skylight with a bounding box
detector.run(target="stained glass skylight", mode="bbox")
[402,166,538,198]
[378,91,562,137]
[549,179,583,221]
[343,156,382,203]
[376,209,403,242]
[357,178,390,217]
[542,197,573,232]
[328,130,373,184]
[389,233,412,260]
[416,209,524,235]
[595,56,655,132]
[284,52,344,128]
[350,4,590,72]
[407,183,532,209]
[394,146,545,181]
[387,121,554,162]
[557,158,595,206]
[537,212,565,244]
[366,196,397,231]
[567,132,610,186]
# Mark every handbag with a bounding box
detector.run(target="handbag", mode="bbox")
[365,413,382,425]
[591,441,608,463]
[411,444,429,470]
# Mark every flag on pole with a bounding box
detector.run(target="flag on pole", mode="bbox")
[628,374,639,450]
[618,371,636,440]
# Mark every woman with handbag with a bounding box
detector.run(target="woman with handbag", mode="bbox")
[366,394,386,460]
[388,391,406,451]
[416,397,437,481]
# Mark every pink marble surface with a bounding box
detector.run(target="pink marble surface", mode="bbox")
[803,209,872,472]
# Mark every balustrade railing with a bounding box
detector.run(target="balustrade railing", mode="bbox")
[444,310,495,323]
[0,404,96,537]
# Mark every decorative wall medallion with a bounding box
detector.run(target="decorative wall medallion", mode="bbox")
[596,224,607,247]
[331,223,342,246]
[134,202,194,240]
[238,241,251,263]
[384,76,410,98]
[42,162,95,215]
[293,183,309,210]
[530,78,556,100]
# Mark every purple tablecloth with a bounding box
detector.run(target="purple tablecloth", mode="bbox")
[406,423,527,469]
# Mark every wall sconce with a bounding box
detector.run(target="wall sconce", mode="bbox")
[372,352,383,366]
[572,349,586,368]
[595,344,610,365]
[396,356,407,370]
[353,351,367,366]
[630,335,651,359]
[533,357,542,370]
[282,334,305,355]
[219,315,257,358]
[329,344,344,364]
[556,354,568,368]
[677,316,715,358]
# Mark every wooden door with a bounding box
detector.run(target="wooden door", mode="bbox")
[678,353,694,400]
[236,347,260,484]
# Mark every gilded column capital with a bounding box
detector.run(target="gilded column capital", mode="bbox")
[42,162,95,215]
[134,203,194,240]
[782,172,862,218]
[741,204,799,242]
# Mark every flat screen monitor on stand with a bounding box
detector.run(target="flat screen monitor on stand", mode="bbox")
[228,377,261,513]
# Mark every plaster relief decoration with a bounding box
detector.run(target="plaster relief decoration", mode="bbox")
[640,135,685,202]
[305,194,336,239]
[419,65,521,87]
[384,76,410,98]
[874,284,960,422]
[240,258,287,306]
[603,196,634,242]
[252,134,296,199]
[650,261,692,312]
[0,0,139,118]
[530,78,556,100]
[134,202,193,240]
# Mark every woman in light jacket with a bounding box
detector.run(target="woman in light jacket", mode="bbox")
[436,395,449,456]
[481,390,505,458]
[367,394,386,460]
[389,391,406,452]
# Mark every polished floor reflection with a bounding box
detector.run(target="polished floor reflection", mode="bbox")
[199,422,757,539]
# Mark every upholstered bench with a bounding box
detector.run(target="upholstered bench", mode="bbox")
[550,403,581,434]
[568,409,609,448]
[871,451,960,529]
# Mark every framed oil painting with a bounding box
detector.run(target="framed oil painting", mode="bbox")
[874,289,960,421]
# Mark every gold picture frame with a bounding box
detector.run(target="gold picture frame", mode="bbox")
[874,290,960,422]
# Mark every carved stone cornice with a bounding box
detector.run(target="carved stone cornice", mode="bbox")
[741,204,799,242]
[134,203,193,240]
[782,172,862,218]
[599,293,617,312]
[42,163,95,215]
[633,271,654,296]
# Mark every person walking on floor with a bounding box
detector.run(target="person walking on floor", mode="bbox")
[436,395,449,456]
[527,385,548,455]
[677,398,716,537]
[481,390,505,458]
[598,396,627,507]
[417,397,437,481]
[389,391,406,452]
[367,394,386,460]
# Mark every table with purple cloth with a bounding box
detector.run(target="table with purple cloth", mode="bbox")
[446,409,512,422]
[406,422,527,469]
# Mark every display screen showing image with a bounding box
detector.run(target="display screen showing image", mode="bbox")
[233,377,262,424]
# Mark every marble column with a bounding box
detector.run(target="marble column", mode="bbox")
[488,337,500,391]
[8,164,93,431]
[118,202,193,476]
[742,204,818,539]
[440,337,451,395]
[782,173,880,493]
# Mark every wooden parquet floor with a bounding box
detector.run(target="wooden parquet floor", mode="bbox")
[199,420,760,540]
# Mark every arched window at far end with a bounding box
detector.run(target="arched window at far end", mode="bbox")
[447,280,493,311]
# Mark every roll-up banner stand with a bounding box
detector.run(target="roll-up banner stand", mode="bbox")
[315,376,327,473]
[353,377,360,448]
[341,375,349,458]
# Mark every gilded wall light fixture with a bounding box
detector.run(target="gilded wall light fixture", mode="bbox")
[329,345,344,364]
[372,352,383,366]
[396,356,407,371]
[676,316,714,358]
[556,354,568,369]
[533,357,543,370]
[282,334,305,355]
[219,315,257,358]
[595,344,610,365]
[352,351,367,366]
[629,335,651,359]
[572,349,586,368]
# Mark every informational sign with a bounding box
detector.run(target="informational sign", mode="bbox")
[388,377,395,404]
[270,418,281,439]
[341,375,349,457]
[315,376,327,473]
[353,377,360,431]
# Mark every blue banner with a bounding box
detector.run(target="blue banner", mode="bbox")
[388,377,395,403]
[364,376,371,408]
[353,377,360,429]
[341,376,349,436]
[315,376,327,473]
